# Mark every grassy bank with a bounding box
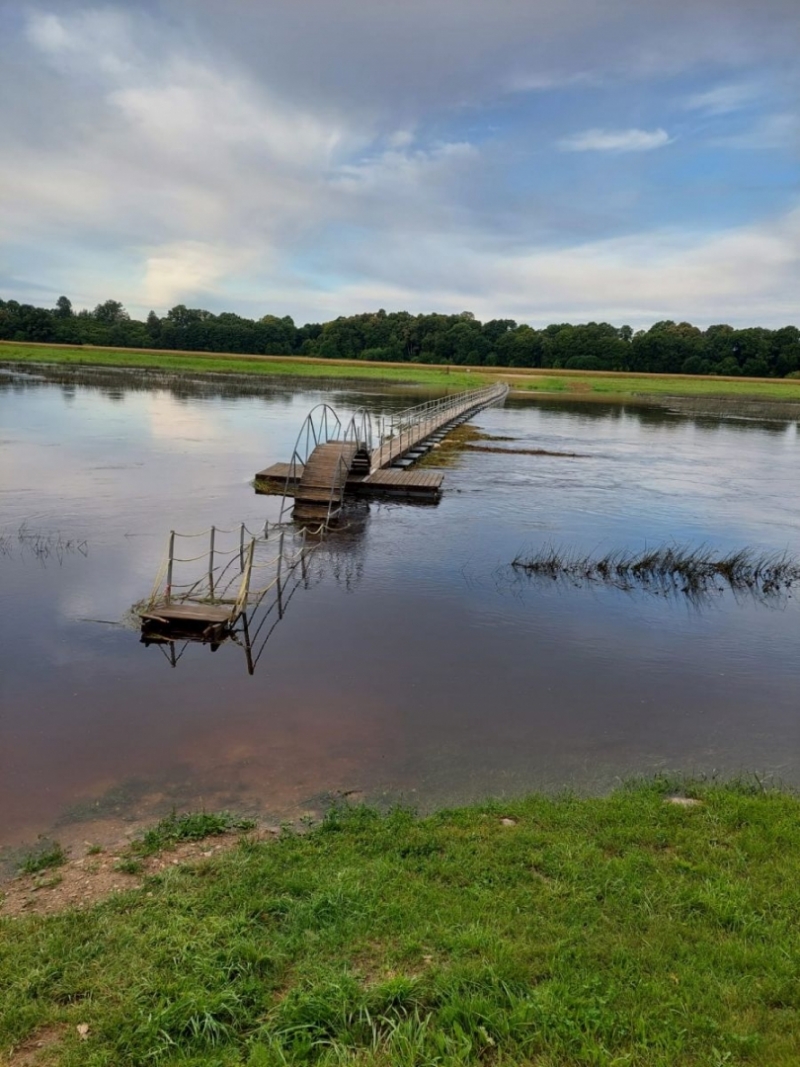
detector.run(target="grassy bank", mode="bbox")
[3,341,800,403]
[3,781,800,1065]
[507,372,800,402]
[0,342,485,390]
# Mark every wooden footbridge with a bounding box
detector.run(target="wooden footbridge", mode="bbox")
[256,381,509,524]
[139,382,508,656]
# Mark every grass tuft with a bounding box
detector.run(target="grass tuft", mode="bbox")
[130,810,257,857]
[17,841,67,876]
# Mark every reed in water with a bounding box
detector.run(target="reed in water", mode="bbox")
[511,544,799,600]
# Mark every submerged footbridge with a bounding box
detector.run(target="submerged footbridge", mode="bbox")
[138,382,508,662]
[257,381,509,524]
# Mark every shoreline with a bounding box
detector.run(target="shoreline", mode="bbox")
[3,340,800,404]
[3,779,800,1064]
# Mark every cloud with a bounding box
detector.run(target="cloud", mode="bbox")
[2,1,799,327]
[302,203,800,328]
[682,82,761,115]
[713,113,800,150]
[558,128,671,152]
[141,242,259,308]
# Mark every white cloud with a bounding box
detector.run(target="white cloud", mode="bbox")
[682,82,761,115]
[558,127,672,152]
[334,142,478,196]
[25,9,133,76]
[4,3,800,328]
[308,204,800,328]
[110,63,349,169]
[25,12,72,53]
[713,113,799,150]
[141,242,259,308]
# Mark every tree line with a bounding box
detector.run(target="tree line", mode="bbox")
[2,296,799,378]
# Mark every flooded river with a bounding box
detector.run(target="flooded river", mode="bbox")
[1,365,799,849]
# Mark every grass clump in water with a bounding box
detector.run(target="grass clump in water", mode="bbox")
[130,809,256,857]
[4,782,800,1064]
[512,543,800,601]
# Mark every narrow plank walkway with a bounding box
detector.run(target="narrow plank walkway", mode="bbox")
[370,398,494,472]
[294,441,358,522]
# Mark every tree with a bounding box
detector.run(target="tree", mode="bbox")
[55,296,73,318]
[93,300,129,325]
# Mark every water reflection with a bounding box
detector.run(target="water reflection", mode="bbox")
[139,503,369,675]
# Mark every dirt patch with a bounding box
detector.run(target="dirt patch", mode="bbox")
[0,828,278,919]
[2,1025,66,1067]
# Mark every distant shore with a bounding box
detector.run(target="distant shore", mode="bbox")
[4,339,800,404]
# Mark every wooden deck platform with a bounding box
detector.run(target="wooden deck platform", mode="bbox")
[359,469,443,500]
[140,603,234,625]
[255,462,302,484]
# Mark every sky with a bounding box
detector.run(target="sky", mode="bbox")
[0,0,798,329]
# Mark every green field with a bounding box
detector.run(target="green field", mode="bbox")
[3,341,800,403]
[3,781,800,1065]
[509,372,800,402]
[0,343,484,391]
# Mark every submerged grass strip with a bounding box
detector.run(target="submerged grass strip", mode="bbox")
[3,782,800,1065]
[512,544,800,600]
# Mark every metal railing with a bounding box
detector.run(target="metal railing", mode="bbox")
[343,408,374,452]
[374,381,508,469]
[278,381,508,523]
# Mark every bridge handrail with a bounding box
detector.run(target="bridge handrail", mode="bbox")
[343,408,374,452]
[381,381,508,441]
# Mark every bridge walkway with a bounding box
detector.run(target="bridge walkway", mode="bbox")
[293,441,359,524]
[370,382,508,473]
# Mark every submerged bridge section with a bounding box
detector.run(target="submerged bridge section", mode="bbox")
[138,383,508,657]
[256,381,509,525]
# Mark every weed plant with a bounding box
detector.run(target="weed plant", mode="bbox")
[0,524,88,562]
[130,810,257,857]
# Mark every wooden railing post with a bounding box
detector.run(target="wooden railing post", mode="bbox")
[208,525,216,600]
[166,530,175,604]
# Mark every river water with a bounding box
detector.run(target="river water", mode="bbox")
[1,366,799,849]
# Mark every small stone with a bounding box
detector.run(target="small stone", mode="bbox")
[665,796,702,807]
[77,1024,90,1040]
[500,818,517,827]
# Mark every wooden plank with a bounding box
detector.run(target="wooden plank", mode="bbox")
[362,470,444,490]
[141,603,233,623]
[255,462,302,480]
